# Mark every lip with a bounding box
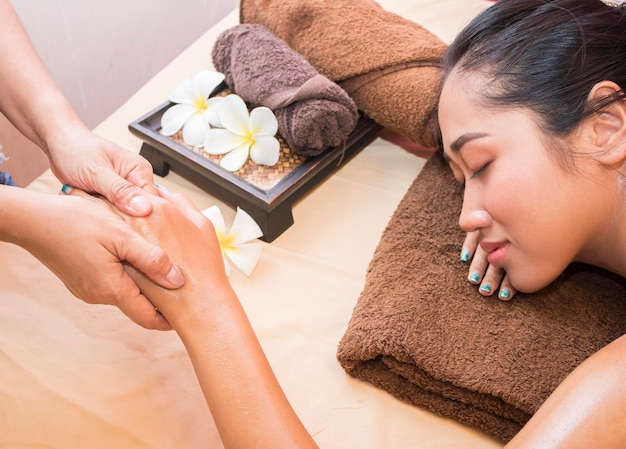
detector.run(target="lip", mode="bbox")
[480,241,510,267]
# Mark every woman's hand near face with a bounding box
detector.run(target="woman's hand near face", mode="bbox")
[461,231,517,301]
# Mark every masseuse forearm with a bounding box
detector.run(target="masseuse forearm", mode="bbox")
[0,0,86,153]
[0,186,41,245]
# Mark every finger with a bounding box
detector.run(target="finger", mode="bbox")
[461,230,480,262]
[117,227,185,289]
[60,184,91,198]
[125,156,159,196]
[123,293,172,331]
[63,183,185,290]
[478,264,506,297]
[496,275,517,301]
[116,267,172,331]
[155,186,213,230]
[155,185,199,212]
[468,245,489,285]
[124,263,183,326]
[92,170,153,217]
[60,184,122,217]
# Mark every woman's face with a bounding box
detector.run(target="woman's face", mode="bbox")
[438,70,616,293]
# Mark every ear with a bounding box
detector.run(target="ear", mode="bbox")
[581,81,626,166]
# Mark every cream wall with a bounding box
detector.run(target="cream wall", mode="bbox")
[0,0,238,186]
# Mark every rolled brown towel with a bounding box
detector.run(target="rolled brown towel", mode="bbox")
[240,0,447,148]
[212,23,359,157]
[337,154,626,442]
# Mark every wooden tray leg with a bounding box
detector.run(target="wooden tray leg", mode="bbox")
[140,143,170,177]
[246,202,294,243]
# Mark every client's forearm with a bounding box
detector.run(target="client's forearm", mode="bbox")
[120,190,319,448]
[171,287,319,449]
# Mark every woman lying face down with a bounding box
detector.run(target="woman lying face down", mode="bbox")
[439,0,626,300]
[65,1,626,448]
[438,0,626,448]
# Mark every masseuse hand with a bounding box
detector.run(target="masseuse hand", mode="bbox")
[0,0,183,328]
[49,127,185,309]
[25,187,182,330]
[461,230,517,301]
[114,189,320,449]
[46,125,158,216]
[118,187,231,323]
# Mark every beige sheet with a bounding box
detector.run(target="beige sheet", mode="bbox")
[0,1,501,447]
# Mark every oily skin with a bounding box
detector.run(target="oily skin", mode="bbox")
[505,333,626,449]
[117,189,319,449]
[65,186,319,448]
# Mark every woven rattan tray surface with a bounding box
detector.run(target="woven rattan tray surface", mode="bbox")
[172,129,307,192]
[129,89,381,242]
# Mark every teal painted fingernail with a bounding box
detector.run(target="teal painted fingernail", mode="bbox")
[499,288,511,299]
[460,249,470,262]
[155,182,167,190]
[480,283,492,294]
[469,271,480,284]
[61,184,73,194]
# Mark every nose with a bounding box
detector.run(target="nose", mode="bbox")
[458,189,491,232]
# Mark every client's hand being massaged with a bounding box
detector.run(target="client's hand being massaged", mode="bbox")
[64,186,319,449]
[62,185,230,326]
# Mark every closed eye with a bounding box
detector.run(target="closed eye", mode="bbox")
[457,162,491,193]
[470,162,491,179]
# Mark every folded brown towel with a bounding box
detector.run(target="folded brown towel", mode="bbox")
[240,0,447,148]
[336,154,626,442]
[212,23,358,157]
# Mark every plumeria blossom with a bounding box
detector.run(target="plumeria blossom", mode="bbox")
[203,94,280,171]
[160,70,225,147]
[202,205,263,276]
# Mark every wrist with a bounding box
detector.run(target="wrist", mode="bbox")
[29,93,88,158]
[0,187,48,246]
[168,283,241,341]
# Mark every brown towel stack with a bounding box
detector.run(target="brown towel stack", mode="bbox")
[212,24,358,157]
[240,0,447,148]
[336,154,626,442]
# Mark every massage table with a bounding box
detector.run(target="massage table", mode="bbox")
[0,1,501,447]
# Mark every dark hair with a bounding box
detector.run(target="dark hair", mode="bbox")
[443,0,626,138]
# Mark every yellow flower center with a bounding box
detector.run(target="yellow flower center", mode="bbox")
[194,97,208,113]
[244,130,256,147]
[216,230,236,252]
[222,233,236,251]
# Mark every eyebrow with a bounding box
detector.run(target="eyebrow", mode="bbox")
[449,132,489,153]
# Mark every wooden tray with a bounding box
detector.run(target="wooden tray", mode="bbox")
[129,100,381,242]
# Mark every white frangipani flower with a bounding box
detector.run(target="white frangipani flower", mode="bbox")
[203,94,280,172]
[202,205,263,276]
[160,70,225,147]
